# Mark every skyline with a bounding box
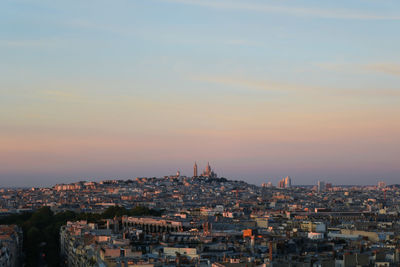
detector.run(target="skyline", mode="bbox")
[0,160,394,188]
[1,0,399,187]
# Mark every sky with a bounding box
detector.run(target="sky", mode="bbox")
[1,0,399,187]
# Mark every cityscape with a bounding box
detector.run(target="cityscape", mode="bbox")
[1,0,400,266]
[1,163,400,266]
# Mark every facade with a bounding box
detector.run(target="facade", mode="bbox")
[60,219,201,267]
[0,225,23,267]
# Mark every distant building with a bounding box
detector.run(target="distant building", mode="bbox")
[378,181,386,189]
[317,181,326,192]
[326,183,332,190]
[0,225,23,267]
[278,179,285,188]
[262,182,273,188]
[193,162,198,177]
[278,176,292,188]
[284,176,292,188]
[200,162,217,178]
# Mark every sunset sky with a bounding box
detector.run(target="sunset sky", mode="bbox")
[1,0,399,187]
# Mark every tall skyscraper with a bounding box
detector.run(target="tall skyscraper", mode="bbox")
[278,176,292,189]
[284,176,292,188]
[193,162,198,177]
[278,179,285,188]
[317,181,325,192]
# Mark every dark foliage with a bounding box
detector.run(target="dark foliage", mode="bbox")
[0,206,161,267]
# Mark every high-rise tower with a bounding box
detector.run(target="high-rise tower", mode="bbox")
[317,181,325,192]
[193,162,198,177]
[206,162,211,176]
[284,176,292,188]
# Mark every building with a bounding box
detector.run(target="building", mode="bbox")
[0,225,23,267]
[378,181,386,189]
[278,179,285,188]
[193,162,198,177]
[317,181,326,192]
[262,182,273,188]
[200,162,217,178]
[326,183,332,190]
[278,176,292,189]
[284,176,292,188]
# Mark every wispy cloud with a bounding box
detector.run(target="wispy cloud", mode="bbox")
[192,74,316,93]
[0,39,57,47]
[315,62,400,78]
[346,88,400,97]
[160,0,400,20]
[65,19,137,37]
[41,90,86,103]
[365,63,400,77]
[223,39,261,47]
[191,74,400,98]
